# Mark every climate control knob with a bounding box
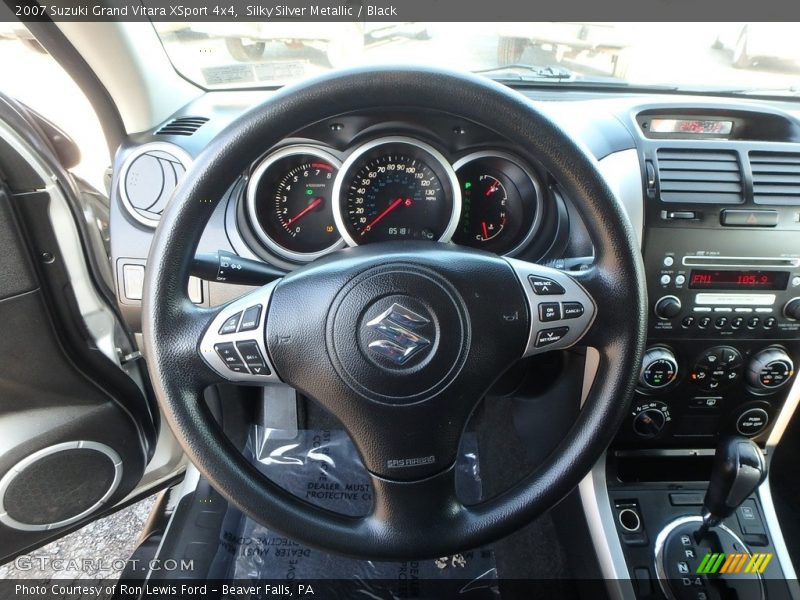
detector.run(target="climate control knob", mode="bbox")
[654,295,682,320]
[639,347,678,390]
[632,401,671,438]
[747,347,795,391]
[784,297,800,321]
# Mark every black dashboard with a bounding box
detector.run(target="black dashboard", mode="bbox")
[109,85,800,454]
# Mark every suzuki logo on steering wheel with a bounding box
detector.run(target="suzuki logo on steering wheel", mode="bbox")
[365,303,432,366]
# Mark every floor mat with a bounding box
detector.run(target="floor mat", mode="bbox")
[211,428,499,599]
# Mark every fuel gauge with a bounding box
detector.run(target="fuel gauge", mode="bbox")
[453,152,542,255]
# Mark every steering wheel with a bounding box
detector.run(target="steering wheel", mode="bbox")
[143,67,646,560]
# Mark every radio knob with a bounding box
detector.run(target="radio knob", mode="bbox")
[747,348,795,391]
[654,295,682,320]
[784,298,800,321]
[639,347,679,390]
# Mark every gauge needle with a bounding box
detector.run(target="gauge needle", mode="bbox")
[286,197,322,226]
[486,181,500,196]
[361,197,408,234]
[482,221,489,239]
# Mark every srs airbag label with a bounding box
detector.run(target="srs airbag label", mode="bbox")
[387,455,435,468]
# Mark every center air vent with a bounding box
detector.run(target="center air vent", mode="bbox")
[750,151,800,205]
[156,116,208,136]
[656,148,743,204]
[118,143,192,228]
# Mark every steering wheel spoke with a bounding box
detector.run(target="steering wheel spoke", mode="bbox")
[505,257,598,358]
[197,280,282,385]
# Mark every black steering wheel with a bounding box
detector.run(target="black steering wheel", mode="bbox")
[143,67,646,560]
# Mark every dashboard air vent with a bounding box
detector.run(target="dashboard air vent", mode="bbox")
[656,148,743,204]
[118,143,192,228]
[156,116,208,136]
[749,151,800,205]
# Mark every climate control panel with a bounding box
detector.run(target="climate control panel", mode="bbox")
[621,341,799,449]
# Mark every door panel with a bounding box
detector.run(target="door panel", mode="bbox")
[0,93,162,563]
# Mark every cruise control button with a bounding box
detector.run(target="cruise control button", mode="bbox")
[219,311,242,335]
[236,340,271,375]
[535,326,569,348]
[562,302,585,319]
[528,275,565,295]
[539,302,561,322]
[239,305,262,331]
[214,342,247,373]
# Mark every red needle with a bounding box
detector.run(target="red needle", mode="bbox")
[360,197,407,235]
[482,221,489,239]
[286,197,322,226]
[486,181,499,196]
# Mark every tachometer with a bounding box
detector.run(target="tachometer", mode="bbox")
[452,152,542,256]
[247,146,344,262]
[333,137,460,246]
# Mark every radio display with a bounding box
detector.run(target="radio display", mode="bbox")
[689,270,788,290]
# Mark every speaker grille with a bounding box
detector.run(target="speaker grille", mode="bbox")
[0,442,122,531]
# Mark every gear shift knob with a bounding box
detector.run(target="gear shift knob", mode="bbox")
[695,436,766,542]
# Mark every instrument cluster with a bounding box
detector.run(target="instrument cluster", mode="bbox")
[245,136,546,264]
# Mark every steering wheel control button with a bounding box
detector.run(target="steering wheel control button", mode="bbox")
[535,327,569,348]
[736,408,769,437]
[219,311,242,335]
[539,302,561,322]
[214,343,248,373]
[562,302,585,319]
[235,340,270,375]
[528,275,565,295]
[239,305,262,331]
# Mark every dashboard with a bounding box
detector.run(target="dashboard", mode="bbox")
[110,85,800,454]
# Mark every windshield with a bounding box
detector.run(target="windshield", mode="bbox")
[154,22,800,94]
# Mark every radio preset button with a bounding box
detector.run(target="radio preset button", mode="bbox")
[755,308,773,313]
[714,317,728,329]
[698,316,712,328]
[747,316,760,329]
[763,317,777,329]
[731,317,744,329]
[713,307,732,313]
[681,316,696,328]
[734,307,753,313]
[694,307,712,313]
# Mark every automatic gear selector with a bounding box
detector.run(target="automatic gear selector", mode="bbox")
[654,437,768,600]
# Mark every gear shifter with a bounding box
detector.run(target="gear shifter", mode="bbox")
[694,436,767,543]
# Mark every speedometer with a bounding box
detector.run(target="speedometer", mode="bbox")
[332,138,460,246]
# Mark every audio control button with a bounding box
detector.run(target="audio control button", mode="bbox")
[764,317,777,329]
[714,317,728,329]
[681,316,696,328]
[698,316,712,329]
[675,274,686,286]
[747,316,760,329]
[660,274,671,285]
[731,317,744,329]
[219,311,242,335]
[663,256,674,267]
[693,307,712,313]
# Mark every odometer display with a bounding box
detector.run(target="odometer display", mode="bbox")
[247,146,344,262]
[334,138,460,246]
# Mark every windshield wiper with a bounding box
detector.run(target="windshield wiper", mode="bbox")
[473,63,575,82]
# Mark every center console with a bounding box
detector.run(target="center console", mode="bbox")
[584,108,800,600]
